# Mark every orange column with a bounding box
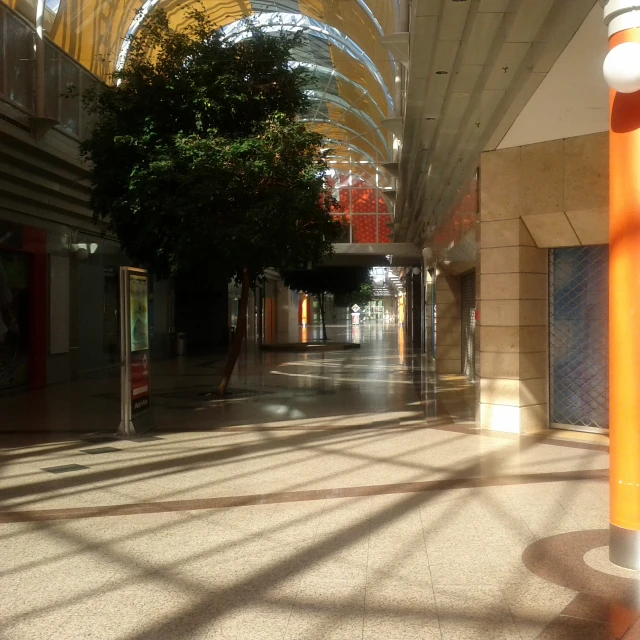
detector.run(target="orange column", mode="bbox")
[609,27,640,570]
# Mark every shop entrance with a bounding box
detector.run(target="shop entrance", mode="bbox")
[0,249,30,389]
[461,271,476,381]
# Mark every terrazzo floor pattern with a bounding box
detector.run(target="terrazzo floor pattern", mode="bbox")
[0,326,633,639]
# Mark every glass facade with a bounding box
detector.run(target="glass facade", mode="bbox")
[0,5,98,139]
[329,175,392,244]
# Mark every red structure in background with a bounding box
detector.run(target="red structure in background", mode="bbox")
[328,175,392,243]
[431,173,479,250]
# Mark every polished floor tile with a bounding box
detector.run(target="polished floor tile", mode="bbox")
[0,325,631,639]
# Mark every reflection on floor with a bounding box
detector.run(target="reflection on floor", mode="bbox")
[0,326,633,639]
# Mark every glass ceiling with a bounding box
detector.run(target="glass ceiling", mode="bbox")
[2,0,398,185]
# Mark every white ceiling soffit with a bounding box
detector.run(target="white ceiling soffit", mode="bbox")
[397,0,599,245]
[381,32,410,64]
[445,227,476,264]
[382,117,404,139]
[498,3,608,149]
[381,162,399,178]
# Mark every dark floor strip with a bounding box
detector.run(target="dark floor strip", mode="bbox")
[0,468,608,524]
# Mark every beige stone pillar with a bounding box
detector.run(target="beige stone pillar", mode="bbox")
[478,147,548,433]
[435,272,461,374]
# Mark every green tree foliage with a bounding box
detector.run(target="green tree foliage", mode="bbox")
[334,282,375,310]
[282,267,372,340]
[80,9,342,393]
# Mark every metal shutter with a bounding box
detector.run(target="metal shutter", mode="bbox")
[549,247,609,431]
[461,271,476,381]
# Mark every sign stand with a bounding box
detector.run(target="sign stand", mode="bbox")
[118,267,153,437]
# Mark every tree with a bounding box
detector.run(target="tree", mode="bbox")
[282,267,372,341]
[80,10,342,395]
[334,282,375,310]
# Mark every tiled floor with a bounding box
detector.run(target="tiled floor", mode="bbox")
[0,325,635,639]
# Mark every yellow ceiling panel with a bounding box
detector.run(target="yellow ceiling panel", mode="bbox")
[329,46,391,119]
[334,76,387,131]
[164,0,248,31]
[325,102,344,126]
[37,0,393,86]
[313,102,389,166]
[299,0,393,92]
[304,0,395,37]
[46,0,140,77]
[46,0,252,78]
[310,121,380,161]
[4,0,395,166]
[365,0,396,35]
[341,111,389,158]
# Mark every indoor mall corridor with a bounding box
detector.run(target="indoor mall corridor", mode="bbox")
[0,327,631,640]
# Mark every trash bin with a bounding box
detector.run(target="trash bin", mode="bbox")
[176,332,187,356]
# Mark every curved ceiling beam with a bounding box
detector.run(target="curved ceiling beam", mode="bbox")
[354,0,385,37]
[323,139,380,167]
[221,14,393,101]
[392,0,401,28]
[118,11,392,110]
[117,0,160,70]
[324,154,383,182]
[126,0,387,54]
[301,118,379,150]
[327,167,382,191]
[290,61,390,118]
[300,118,387,164]
[304,90,391,158]
[301,118,387,165]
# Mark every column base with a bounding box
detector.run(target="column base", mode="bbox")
[610,523,640,571]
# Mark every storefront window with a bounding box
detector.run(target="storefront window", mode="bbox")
[0,250,30,388]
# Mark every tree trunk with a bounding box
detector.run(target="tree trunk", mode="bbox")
[319,292,328,341]
[218,267,249,396]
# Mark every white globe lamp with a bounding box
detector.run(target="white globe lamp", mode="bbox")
[603,42,640,93]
